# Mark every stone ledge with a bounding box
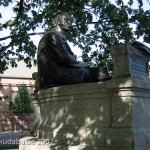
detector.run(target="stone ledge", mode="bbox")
[38,78,150,99]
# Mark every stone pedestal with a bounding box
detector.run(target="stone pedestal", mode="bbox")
[19,43,150,150]
[43,78,150,150]
[20,78,150,150]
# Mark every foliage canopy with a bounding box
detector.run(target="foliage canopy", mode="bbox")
[0,0,150,73]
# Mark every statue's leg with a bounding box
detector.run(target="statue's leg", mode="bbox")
[83,68,98,82]
[83,67,111,82]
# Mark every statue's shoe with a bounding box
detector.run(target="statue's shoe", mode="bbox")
[98,67,111,81]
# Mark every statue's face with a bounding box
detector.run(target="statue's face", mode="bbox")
[59,14,72,32]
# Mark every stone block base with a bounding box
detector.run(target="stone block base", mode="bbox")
[20,78,150,150]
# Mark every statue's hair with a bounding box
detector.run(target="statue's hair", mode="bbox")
[52,11,70,27]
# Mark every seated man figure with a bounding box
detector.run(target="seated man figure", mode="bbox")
[37,11,110,89]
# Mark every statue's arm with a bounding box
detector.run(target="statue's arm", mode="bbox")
[44,33,89,68]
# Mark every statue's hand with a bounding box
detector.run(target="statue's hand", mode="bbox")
[77,61,90,68]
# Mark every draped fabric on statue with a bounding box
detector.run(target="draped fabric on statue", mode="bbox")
[37,32,89,89]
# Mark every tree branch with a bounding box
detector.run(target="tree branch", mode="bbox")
[0,36,11,41]
[28,31,47,36]
[0,0,24,29]
[0,31,47,41]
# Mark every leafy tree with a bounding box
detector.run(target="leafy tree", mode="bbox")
[9,86,34,114]
[9,86,34,132]
[0,0,150,73]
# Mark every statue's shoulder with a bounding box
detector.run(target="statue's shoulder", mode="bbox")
[44,31,62,41]
[44,31,59,38]
[39,31,61,44]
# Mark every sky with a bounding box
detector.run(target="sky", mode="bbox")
[0,0,150,58]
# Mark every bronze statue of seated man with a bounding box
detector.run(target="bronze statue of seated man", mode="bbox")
[37,11,110,89]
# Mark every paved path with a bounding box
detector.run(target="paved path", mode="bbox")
[0,131,30,149]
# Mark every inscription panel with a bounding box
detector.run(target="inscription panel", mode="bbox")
[129,55,148,76]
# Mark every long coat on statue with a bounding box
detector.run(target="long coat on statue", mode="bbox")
[37,31,89,89]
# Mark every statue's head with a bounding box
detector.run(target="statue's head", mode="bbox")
[52,11,72,32]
